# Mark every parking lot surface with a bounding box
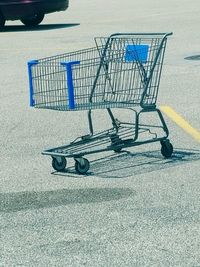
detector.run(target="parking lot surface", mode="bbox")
[0,0,200,266]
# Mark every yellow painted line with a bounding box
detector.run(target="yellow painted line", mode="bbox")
[160,105,200,143]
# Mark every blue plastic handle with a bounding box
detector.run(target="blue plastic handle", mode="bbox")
[61,61,80,110]
[27,60,38,107]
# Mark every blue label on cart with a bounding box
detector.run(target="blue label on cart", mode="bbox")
[125,45,149,63]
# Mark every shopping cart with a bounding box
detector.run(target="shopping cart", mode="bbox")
[28,32,173,174]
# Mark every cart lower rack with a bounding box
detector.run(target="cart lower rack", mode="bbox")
[28,32,173,174]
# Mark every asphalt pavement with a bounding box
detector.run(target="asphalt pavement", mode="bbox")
[0,0,200,266]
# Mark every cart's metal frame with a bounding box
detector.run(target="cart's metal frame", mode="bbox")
[28,32,173,174]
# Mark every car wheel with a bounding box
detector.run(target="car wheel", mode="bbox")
[21,13,44,27]
[0,12,5,28]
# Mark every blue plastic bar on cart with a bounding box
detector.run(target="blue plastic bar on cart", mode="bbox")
[61,61,80,110]
[27,60,38,107]
[125,45,149,63]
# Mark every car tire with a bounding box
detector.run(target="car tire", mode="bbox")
[21,13,44,27]
[0,12,5,28]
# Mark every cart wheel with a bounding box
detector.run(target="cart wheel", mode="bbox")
[52,156,67,171]
[161,140,173,158]
[75,158,90,174]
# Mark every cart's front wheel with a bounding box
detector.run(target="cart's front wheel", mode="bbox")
[75,158,90,174]
[161,140,173,158]
[52,156,67,171]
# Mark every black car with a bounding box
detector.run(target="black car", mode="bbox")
[0,0,69,28]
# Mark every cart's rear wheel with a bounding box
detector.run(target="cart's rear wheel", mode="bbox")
[21,13,44,26]
[161,140,173,158]
[75,158,90,174]
[52,156,67,171]
[110,134,123,153]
